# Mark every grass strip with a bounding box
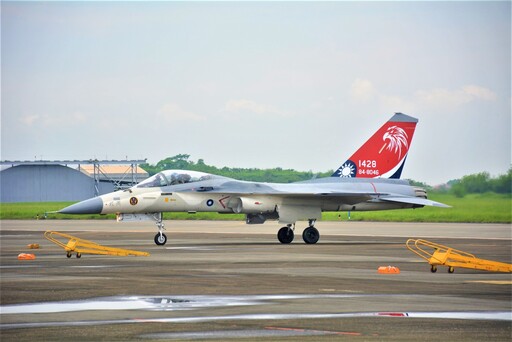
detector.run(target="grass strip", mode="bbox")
[1,193,510,223]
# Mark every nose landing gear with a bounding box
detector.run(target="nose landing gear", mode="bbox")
[154,231,167,245]
[153,213,167,246]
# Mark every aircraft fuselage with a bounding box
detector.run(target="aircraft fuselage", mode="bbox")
[63,171,425,219]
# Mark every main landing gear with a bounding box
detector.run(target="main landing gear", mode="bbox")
[277,225,294,244]
[153,213,167,246]
[277,220,320,244]
[303,225,320,244]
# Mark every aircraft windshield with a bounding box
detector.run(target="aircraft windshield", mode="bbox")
[135,170,214,188]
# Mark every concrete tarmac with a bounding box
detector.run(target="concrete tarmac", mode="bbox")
[1,220,511,341]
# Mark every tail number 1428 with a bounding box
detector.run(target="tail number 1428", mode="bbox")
[359,160,377,168]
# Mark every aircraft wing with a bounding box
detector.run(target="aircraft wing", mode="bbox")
[193,181,381,197]
[204,190,381,197]
[276,192,378,205]
[194,187,379,205]
[189,180,450,208]
[379,196,451,208]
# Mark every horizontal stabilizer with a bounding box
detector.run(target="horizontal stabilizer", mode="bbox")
[380,197,451,208]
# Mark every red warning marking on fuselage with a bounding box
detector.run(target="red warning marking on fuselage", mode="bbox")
[370,182,378,194]
[377,312,408,317]
[218,196,231,209]
[265,326,362,336]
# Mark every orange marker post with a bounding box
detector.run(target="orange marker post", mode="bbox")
[378,266,400,274]
[18,253,36,260]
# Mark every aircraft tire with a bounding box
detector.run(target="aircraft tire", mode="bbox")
[302,226,320,244]
[154,233,168,246]
[277,227,294,244]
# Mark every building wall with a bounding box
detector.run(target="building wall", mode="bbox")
[0,165,115,202]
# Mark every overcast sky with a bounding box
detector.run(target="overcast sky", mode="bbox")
[2,1,510,185]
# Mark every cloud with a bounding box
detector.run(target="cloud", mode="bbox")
[415,85,497,108]
[221,99,290,117]
[349,78,376,102]
[20,115,40,126]
[462,85,497,101]
[157,103,206,122]
[349,78,415,112]
[68,112,87,124]
[379,95,416,114]
[19,112,87,127]
[349,78,497,112]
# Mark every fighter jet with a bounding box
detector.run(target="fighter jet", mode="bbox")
[60,113,449,245]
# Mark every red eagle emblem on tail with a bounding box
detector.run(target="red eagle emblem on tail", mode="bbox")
[379,126,409,159]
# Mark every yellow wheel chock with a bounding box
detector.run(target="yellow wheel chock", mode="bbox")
[44,231,150,258]
[406,238,512,273]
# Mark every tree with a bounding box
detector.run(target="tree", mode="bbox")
[449,169,512,196]
[459,172,490,193]
[491,168,512,194]
[156,154,192,170]
[451,182,466,198]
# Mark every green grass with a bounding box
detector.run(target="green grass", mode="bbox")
[1,193,510,223]
[0,202,246,221]
[324,193,511,223]
[0,202,109,220]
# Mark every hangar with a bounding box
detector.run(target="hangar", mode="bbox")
[0,160,147,203]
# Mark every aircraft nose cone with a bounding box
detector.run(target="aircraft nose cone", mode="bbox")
[59,197,103,214]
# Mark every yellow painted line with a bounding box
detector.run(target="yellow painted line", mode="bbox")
[466,280,512,285]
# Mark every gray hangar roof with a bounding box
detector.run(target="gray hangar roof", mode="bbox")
[0,160,147,203]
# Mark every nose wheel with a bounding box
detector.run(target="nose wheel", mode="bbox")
[154,232,167,246]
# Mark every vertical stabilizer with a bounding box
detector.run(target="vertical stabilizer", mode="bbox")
[331,113,418,179]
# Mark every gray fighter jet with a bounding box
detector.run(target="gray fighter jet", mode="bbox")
[60,113,449,245]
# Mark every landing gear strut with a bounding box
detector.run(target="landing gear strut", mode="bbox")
[152,213,167,246]
[277,224,294,244]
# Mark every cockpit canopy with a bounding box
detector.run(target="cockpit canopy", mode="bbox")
[135,170,216,188]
